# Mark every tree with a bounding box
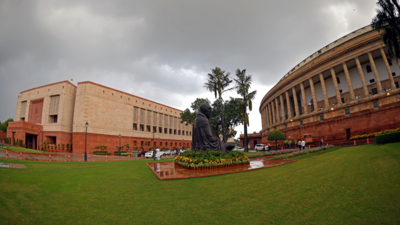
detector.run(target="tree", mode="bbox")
[209,98,241,141]
[124,144,130,152]
[234,139,241,146]
[179,98,211,126]
[0,118,13,132]
[204,67,234,142]
[371,0,400,60]
[267,130,286,150]
[233,69,257,152]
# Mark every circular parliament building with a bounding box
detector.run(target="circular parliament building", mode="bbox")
[260,25,400,145]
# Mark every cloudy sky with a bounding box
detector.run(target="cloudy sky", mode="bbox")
[0,0,379,138]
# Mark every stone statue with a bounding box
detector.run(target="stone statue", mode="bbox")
[192,103,235,153]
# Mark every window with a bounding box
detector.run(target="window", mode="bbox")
[371,88,378,95]
[339,89,343,94]
[395,82,399,88]
[392,72,396,77]
[169,129,172,134]
[178,130,181,135]
[345,108,350,115]
[320,115,324,121]
[49,115,58,123]
[133,123,137,130]
[369,79,375,84]
[20,101,27,119]
[366,65,372,73]
[300,120,303,126]
[159,127,162,133]
[140,125,144,131]
[388,58,393,66]
[164,128,167,134]
[373,101,379,109]
[285,124,287,129]
[174,129,177,135]
[153,126,156,133]
[341,98,345,103]
[336,77,341,84]
[146,125,151,132]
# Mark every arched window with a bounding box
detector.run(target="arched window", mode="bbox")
[366,65,372,73]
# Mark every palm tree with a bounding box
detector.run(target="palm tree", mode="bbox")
[203,67,234,142]
[371,0,400,60]
[234,69,257,152]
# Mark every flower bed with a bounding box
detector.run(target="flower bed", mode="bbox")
[350,128,400,140]
[174,150,250,169]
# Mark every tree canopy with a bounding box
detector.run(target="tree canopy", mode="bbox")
[371,0,400,60]
[267,130,286,150]
[0,118,13,132]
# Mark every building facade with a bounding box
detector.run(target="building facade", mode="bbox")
[7,81,192,153]
[260,25,400,145]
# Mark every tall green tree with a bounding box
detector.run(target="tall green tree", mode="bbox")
[204,67,234,143]
[234,69,257,152]
[179,98,211,125]
[209,98,241,141]
[371,0,400,60]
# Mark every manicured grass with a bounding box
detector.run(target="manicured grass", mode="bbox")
[0,146,57,154]
[0,143,399,224]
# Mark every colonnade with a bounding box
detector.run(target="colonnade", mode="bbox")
[262,47,398,129]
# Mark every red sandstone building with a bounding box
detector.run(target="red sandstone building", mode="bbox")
[259,25,400,146]
[7,81,192,153]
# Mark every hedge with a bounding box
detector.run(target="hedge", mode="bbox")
[114,151,127,154]
[376,130,400,145]
[93,151,111,155]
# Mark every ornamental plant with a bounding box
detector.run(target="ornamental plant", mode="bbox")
[174,150,250,168]
[267,130,286,150]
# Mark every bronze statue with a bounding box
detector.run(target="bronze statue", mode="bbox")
[192,103,235,153]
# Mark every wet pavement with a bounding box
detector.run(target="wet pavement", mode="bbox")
[0,148,173,162]
[0,162,26,169]
[147,157,296,180]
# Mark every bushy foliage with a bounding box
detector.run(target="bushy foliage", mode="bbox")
[175,150,250,168]
[0,118,13,132]
[376,130,400,145]
[93,151,111,155]
[350,128,400,140]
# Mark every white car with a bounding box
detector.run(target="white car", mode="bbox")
[145,149,163,158]
[254,144,264,151]
[232,146,245,152]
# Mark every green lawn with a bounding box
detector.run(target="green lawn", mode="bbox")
[0,143,399,224]
[0,146,57,154]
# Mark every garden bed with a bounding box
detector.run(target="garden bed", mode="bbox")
[174,150,250,169]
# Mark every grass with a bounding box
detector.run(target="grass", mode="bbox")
[0,143,399,224]
[0,146,57,154]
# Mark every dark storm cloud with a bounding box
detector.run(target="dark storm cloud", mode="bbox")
[0,0,378,135]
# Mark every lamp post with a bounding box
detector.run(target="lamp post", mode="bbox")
[158,137,160,148]
[38,129,40,151]
[152,131,155,148]
[182,139,184,150]
[119,134,121,157]
[85,122,88,162]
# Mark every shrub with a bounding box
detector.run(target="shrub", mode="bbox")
[66,143,70,151]
[62,144,65,151]
[376,130,400,145]
[268,130,286,150]
[93,151,111,155]
[305,142,314,145]
[114,151,127,154]
[18,139,23,147]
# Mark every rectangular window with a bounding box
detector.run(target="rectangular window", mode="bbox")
[174,129,177,135]
[20,101,27,119]
[146,125,151,132]
[336,77,340,84]
[371,88,378,95]
[153,126,156,133]
[345,108,350,115]
[140,125,144,131]
[369,79,375,84]
[339,89,343,94]
[159,127,162,133]
[164,128,167,134]
[49,115,58,123]
[147,110,151,125]
[133,123,137,130]
[159,113,163,127]
[178,130,181,135]
[341,98,345,103]
[346,129,351,140]
[140,108,145,124]
[133,107,138,123]
[49,95,60,115]
[392,72,396,76]
[320,115,324,121]
[169,129,172,134]
[300,120,303,126]
[395,82,399,88]
[373,101,379,109]
[388,59,393,66]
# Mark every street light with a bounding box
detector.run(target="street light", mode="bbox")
[38,129,40,151]
[152,131,155,148]
[119,134,121,157]
[85,122,88,162]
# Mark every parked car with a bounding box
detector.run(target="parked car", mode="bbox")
[232,146,245,152]
[145,149,163,159]
[137,151,146,157]
[254,144,264,151]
